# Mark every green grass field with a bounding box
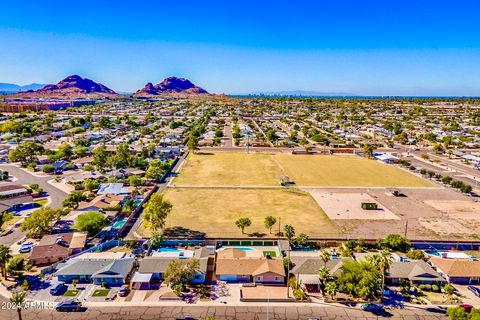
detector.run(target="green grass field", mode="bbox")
[92,289,110,297]
[157,188,342,238]
[174,152,432,187]
[63,290,79,297]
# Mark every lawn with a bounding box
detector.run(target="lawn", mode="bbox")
[173,152,432,187]
[275,154,433,187]
[92,289,110,297]
[63,290,79,297]
[263,251,277,257]
[150,188,342,238]
[173,152,282,186]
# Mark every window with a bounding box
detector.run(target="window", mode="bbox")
[257,276,262,281]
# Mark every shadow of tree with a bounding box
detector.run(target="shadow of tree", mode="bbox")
[163,226,206,239]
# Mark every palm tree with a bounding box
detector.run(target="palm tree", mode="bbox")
[10,291,26,320]
[319,250,331,268]
[0,244,12,278]
[363,143,375,159]
[366,250,393,301]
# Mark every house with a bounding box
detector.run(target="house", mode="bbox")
[374,152,399,164]
[0,184,29,199]
[54,252,134,286]
[131,247,209,290]
[386,260,446,285]
[215,248,285,284]
[28,232,87,266]
[0,195,35,213]
[97,183,129,195]
[291,257,351,293]
[430,258,480,284]
[77,194,124,211]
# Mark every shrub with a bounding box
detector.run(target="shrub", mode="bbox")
[424,284,432,291]
[431,284,440,292]
[406,249,425,260]
[418,284,426,290]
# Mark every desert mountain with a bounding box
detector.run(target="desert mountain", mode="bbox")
[135,77,208,96]
[9,75,118,99]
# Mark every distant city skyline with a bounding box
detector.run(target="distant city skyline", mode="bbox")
[1,0,480,96]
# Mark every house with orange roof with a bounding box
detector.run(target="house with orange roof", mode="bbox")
[430,258,480,284]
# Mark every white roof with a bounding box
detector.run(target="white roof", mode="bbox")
[72,252,126,260]
[131,272,153,283]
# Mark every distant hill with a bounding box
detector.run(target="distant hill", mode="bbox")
[8,75,119,99]
[242,90,356,97]
[0,83,46,94]
[135,77,208,96]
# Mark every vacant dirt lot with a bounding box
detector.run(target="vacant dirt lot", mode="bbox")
[308,191,399,220]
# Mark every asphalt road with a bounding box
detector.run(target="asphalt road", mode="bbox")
[0,302,449,320]
[0,165,68,209]
[0,165,68,246]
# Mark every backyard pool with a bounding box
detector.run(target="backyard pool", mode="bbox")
[111,219,126,229]
[158,247,182,252]
[222,247,255,252]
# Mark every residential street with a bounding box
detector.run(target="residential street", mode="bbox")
[0,165,68,209]
[0,298,449,320]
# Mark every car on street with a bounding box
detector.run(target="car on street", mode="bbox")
[361,303,384,312]
[118,284,129,297]
[468,285,480,297]
[55,300,83,312]
[50,282,66,295]
[18,242,34,253]
[461,304,473,312]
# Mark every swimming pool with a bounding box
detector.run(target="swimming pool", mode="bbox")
[223,247,254,252]
[134,200,142,207]
[424,250,441,256]
[158,247,182,252]
[111,219,126,229]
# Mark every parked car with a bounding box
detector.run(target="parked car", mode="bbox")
[461,304,473,312]
[50,282,65,295]
[118,285,129,297]
[55,300,83,312]
[468,286,480,297]
[18,243,34,253]
[361,303,384,312]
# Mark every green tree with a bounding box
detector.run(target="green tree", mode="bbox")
[188,134,199,153]
[264,215,277,234]
[83,179,100,192]
[150,232,164,247]
[406,249,425,260]
[235,217,252,234]
[366,250,393,301]
[319,266,330,284]
[319,250,331,268]
[10,291,26,320]
[363,143,374,158]
[20,207,61,238]
[0,244,12,278]
[128,175,143,187]
[73,146,88,158]
[164,259,200,291]
[74,211,108,236]
[93,145,110,172]
[0,211,13,231]
[325,281,338,300]
[145,159,169,180]
[283,224,295,242]
[446,306,469,320]
[377,234,410,252]
[336,261,380,300]
[62,191,87,209]
[142,194,173,231]
[114,143,130,169]
[8,141,44,166]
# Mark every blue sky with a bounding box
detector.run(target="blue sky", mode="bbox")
[1,0,480,95]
